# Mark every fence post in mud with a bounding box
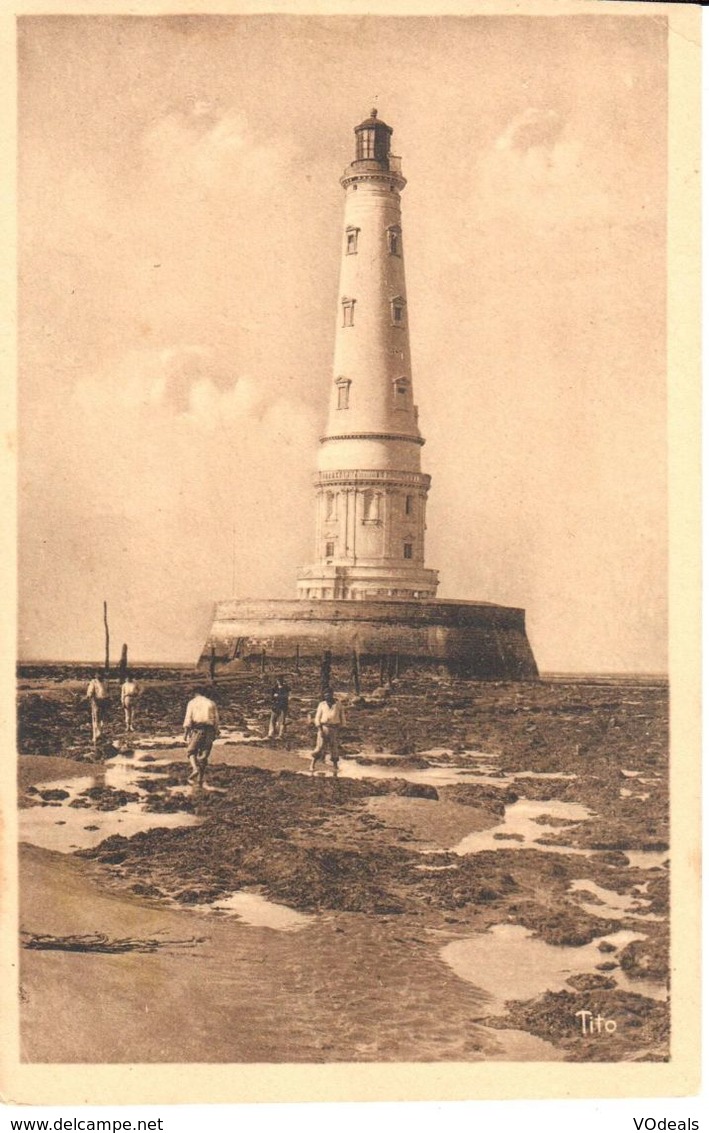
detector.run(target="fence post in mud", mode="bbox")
[103,601,110,678]
[119,644,128,686]
[260,649,266,674]
[320,650,332,697]
[394,652,400,679]
[295,644,300,674]
[351,649,361,696]
[379,656,387,685]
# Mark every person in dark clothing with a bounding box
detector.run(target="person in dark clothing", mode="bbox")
[267,676,290,739]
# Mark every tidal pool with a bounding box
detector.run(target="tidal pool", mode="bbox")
[297,752,475,788]
[452,799,669,871]
[20,762,201,853]
[568,879,664,922]
[194,891,313,931]
[453,799,592,856]
[441,923,667,1014]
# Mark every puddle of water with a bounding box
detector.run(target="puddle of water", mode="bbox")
[302,751,577,792]
[301,752,576,793]
[20,763,201,853]
[451,800,669,871]
[195,891,312,931]
[296,751,470,788]
[453,799,592,856]
[31,753,174,798]
[513,772,578,781]
[453,771,512,787]
[214,729,265,746]
[619,789,650,801]
[20,803,201,853]
[621,770,641,778]
[624,850,669,870]
[441,924,667,1015]
[568,879,662,922]
[137,736,185,749]
[104,759,170,792]
[29,775,97,797]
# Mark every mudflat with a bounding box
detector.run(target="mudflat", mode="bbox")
[17,667,669,1063]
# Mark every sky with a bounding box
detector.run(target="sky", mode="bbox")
[17,11,668,672]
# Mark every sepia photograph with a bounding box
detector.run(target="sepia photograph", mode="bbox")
[1,0,701,1107]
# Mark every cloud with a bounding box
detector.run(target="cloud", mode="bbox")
[142,104,293,189]
[72,345,270,422]
[67,345,318,514]
[477,105,614,228]
[494,107,565,154]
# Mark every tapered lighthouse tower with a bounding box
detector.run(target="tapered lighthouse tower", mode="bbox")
[297,111,439,601]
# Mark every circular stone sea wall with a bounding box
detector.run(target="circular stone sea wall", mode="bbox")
[200,599,539,680]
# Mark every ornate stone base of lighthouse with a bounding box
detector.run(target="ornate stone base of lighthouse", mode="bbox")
[200,598,539,680]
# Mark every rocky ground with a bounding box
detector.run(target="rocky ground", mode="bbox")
[17,664,669,1062]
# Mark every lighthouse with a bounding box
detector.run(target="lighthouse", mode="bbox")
[201,111,539,680]
[297,110,439,602]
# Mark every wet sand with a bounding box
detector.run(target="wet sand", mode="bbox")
[21,843,515,1063]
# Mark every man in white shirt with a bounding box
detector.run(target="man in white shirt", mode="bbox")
[309,688,346,776]
[120,673,140,732]
[85,672,108,743]
[183,688,220,786]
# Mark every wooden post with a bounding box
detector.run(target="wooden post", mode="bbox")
[320,650,332,697]
[351,649,361,696]
[118,644,128,685]
[103,601,110,677]
[295,644,300,674]
[260,649,266,674]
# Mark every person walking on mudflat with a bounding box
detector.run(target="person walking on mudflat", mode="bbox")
[183,687,220,786]
[310,688,346,776]
[267,676,290,739]
[120,673,140,732]
[85,672,108,743]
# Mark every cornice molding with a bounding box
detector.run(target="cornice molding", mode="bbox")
[320,432,425,446]
[340,171,407,191]
[315,469,431,489]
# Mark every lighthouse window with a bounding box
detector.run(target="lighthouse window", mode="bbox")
[363,490,381,524]
[325,492,337,520]
[325,541,335,559]
[405,495,413,515]
[357,129,376,160]
[387,226,401,256]
[403,542,413,559]
[391,297,406,327]
[393,377,409,406]
[346,227,360,255]
[336,378,351,409]
[342,298,356,327]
